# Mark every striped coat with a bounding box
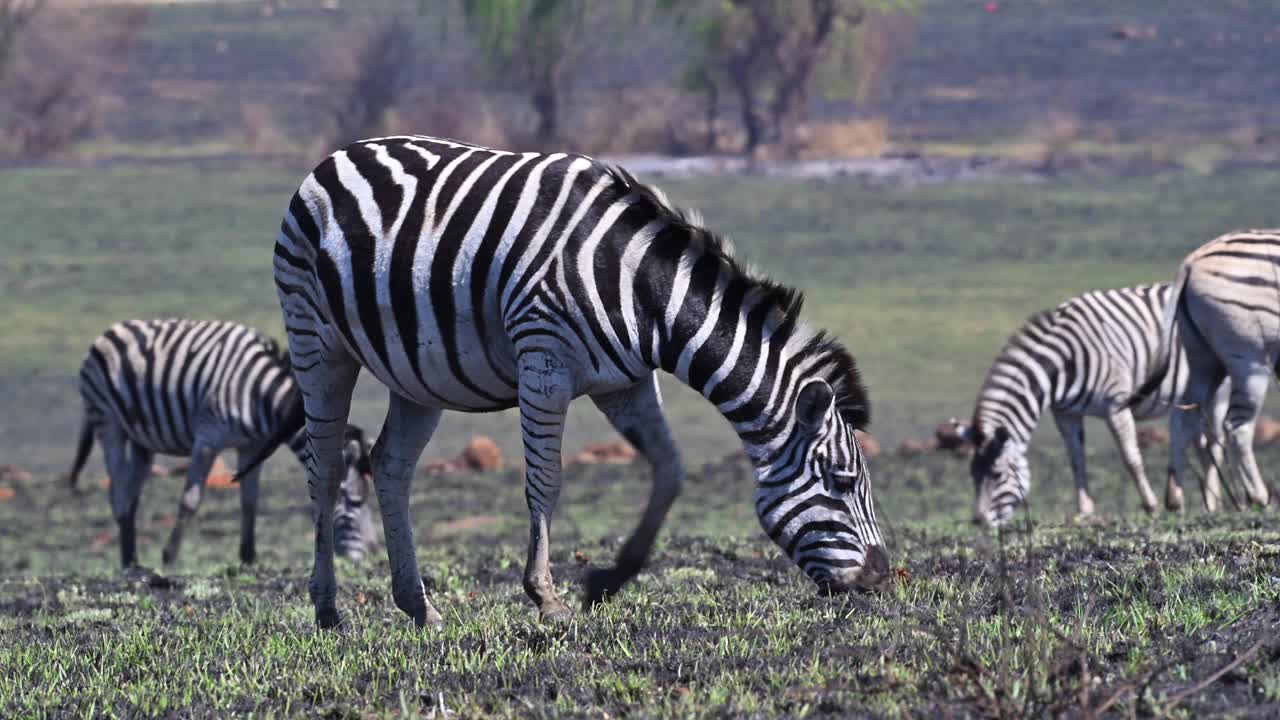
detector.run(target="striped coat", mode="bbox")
[256,135,885,628]
[69,318,373,567]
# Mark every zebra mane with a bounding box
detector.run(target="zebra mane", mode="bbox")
[605,164,870,429]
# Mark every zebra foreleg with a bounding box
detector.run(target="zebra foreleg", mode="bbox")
[370,394,443,629]
[162,440,218,566]
[234,454,263,564]
[516,348,575,622]
[584,374,684,609]
[1104,409,1160,514]
[1053,412,1094,517]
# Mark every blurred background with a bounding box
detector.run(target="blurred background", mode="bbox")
[4,0,1280,489]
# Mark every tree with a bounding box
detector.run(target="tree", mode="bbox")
[325,18,415,147]
[460,0,640,144]
[668,0,918,158]
[0,1,147,163]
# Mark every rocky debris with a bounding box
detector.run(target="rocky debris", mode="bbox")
[460,436,503,472]
[0,464,32,484]
[421,458,465,476]
[422,436,504,476]
[934,419,974,453]
[570,440,638,466]
[896,438,939,457]
[1112,24,1157,41]
[1137,426,1169,448]
[166,457,235,488]
[853,430,880,459]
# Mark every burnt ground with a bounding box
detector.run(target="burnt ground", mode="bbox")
[3,449,1280,718]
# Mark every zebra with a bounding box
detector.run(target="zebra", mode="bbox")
[964,283,1232,527]
[1143,230,1280,514]
[242,134,887,629]
[67,318,375,568]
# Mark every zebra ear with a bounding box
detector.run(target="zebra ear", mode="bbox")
[991,426,1010,449]
[796,380,835,431]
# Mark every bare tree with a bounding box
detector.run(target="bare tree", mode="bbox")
[325,18,414,147]
[669,0,918,158]
[460,0,643,145]
[0,1,146,163]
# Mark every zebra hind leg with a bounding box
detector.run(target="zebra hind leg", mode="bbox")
[295,356,361,630]
[370,394,444,629]
[1223,362,1273,508]
[584,374,684,609]
[103,428,149,568]
[234,455,263,564]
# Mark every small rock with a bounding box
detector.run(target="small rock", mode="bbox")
[1255,415,1280,445]
[853,430,880,458]
[1136,426,1169,448]
[0,464,32,483]
[934,418,973,452]
[896,438,938,457]
[459,436,502,472]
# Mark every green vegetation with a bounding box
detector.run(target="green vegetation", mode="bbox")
[4,164,1280,716]
[3,447,1279,717]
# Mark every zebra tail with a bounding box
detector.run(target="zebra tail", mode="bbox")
[68,418,95,489]
[1129,262,1193,408]
[233,391,306,483]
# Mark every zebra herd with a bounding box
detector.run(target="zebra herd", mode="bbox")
[965,231,1280,527]
[64,134,1278,629]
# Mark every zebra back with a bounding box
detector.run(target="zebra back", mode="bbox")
[971,284,1182,446]
[78,318,299,455]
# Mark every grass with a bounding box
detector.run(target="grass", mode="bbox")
[2,449,1279,718]
[4,162,1280,716]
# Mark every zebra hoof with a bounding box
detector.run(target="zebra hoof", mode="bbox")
[583,567,626,610]
[539,601,573,624]
[315,607,344,630]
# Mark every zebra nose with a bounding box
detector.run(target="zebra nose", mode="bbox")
[824,544,890,594]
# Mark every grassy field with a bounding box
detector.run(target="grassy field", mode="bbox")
[4,164,1280,716]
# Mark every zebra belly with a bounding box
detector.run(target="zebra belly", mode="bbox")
[345,305,522,413]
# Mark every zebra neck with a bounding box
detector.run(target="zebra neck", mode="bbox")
[665,325,833,467]
[974,373,1048,447]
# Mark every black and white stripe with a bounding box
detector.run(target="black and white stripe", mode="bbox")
[966,284,1229,526]
[1150,230,1280,513]
[258,135,886,628]
[68,318,373,568]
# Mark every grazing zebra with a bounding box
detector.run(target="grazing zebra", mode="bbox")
[246,135,885,629]
[68,318,375,568]
[965,284,1231,527]
[1143,230,1280,513]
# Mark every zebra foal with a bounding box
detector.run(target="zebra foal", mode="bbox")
[68,318,375,568]
[246,135,887,629]
[965,284,1229,526]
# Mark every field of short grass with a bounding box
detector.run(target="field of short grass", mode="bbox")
[4,163,1280,717]
[3,448,1280,718]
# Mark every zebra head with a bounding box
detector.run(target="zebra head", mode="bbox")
[968,426,1030,526]
[754,379,887,595]
[336,425,376,562]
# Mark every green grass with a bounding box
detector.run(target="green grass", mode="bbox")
[3,450,1279,718]
[5,164,1280,716]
